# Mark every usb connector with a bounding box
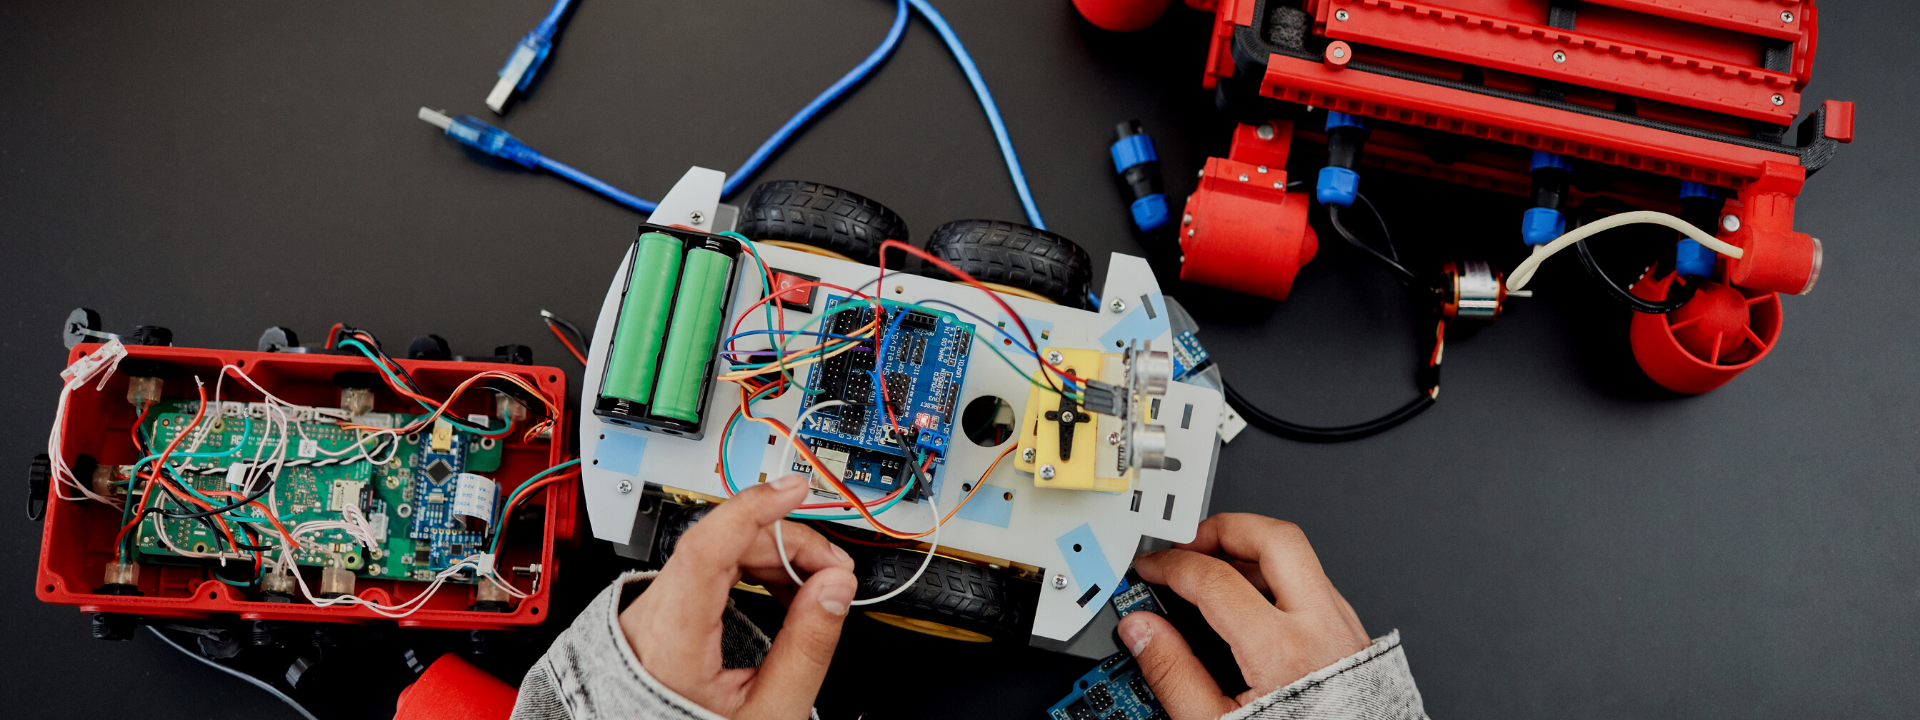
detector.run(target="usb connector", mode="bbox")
[485,0,575,114]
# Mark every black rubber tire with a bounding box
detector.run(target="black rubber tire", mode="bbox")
[923,220,1095,308]
[737,180,910,266]
[857,548,1019,640]
[653,504,713,563]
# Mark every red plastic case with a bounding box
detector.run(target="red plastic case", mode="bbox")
[34,343,577,631]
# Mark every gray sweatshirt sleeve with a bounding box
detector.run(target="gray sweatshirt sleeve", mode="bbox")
[509,571,773,720]
[513,573,1425,720]
[1223,630,1427,720]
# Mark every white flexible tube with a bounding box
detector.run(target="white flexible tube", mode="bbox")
[1507,210,1743,292]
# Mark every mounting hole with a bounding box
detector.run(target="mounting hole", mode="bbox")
[549,375,559,383]
[1004,491,1013,502]
[236,359,245,367]
[531,607,540,615]
[396,504,413,518]
[45,584,55,593]
[962,483,973,492]
[405,432,420,445]
[209,591,218,599]
[480,437,497,450]
[1073,543,1082,553]
[1079,680,1090,690]
[959,396,1015,448]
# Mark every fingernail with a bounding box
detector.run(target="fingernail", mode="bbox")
[830,543,853,567]
[1118,617,1153,655]
[770,474,802,491]
[818,577,856,616]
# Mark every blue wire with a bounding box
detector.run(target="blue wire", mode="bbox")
[541,0,574,29]
[535,156,659,213]
[904,0,1046,229]
[722,0,911,198]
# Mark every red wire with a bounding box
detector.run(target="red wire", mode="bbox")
[874,239,1085,386]
[547,323,588,364]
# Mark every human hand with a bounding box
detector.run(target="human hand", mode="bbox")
[1118,513,1370,719]
[619,475,858,719]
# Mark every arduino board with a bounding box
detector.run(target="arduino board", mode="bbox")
[791,297,973,494]
[1048,651,1167,720]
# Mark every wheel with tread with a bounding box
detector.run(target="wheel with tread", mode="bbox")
[856,548,1018,642]
[737,180,909,267]
[923,220,1094,308]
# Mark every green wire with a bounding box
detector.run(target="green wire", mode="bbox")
[490,458,583,554]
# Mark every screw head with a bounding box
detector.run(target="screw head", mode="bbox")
[1335,9,1349,21]
[1771,94,1785,106]
[1047,349,1066,364]
[1187,228,1195,238]
[1781,10,1794,23]
[617,480,633,494]
[1332,46,1346,59]
[1039,464,1056,480]
[688,210,704,224]
[1108,297,1127,314]
[1238,173,1249,182]
[1255,123,1275,140]
[1021,447,1036,463]
[1273,182,1284,189]
[1052,574,1067,589]
[1107,432,1120,445]
[1722,214,1742,232]
[1182,212,1192,224]
[1553,51,1567,63]
[1257,165,1268,174]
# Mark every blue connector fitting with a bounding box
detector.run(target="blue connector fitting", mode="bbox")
[1675,238,1716,278]
[1110,134,1157,174]
[915,428,950,458]
[1317,166,1360,207]
[1326,111,1368,133]
[487,0,575,114]
[1130,194,1171,233]
[1318,112,1370,207]
[1524,151,1573,245]
[1521,207,1566,246]
[1111,123,1171,232]
[1675,182,1722,277]
[421,108,541,167]
[1530,150,1573,173]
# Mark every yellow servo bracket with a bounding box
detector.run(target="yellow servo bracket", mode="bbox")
[1014,347,1130,493]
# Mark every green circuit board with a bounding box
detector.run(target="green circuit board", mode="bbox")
[129,399,505,582]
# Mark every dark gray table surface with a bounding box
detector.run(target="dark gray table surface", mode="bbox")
[4,2,1914,718]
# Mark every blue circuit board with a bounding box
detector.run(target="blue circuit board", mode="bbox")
[408,424,487,571]
[1112,571,1163,619]
[1049,652,1167,720]
[793,297,973,493]
[1170,329,1209,381]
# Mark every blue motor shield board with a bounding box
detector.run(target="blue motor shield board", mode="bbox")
[793,297,974,494]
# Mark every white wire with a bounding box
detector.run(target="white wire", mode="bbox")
[1507,210,1743,291]
[146,627,321,720]
[771,399,941,607]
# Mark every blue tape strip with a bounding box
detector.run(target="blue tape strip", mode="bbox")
[1110,134,1158,173]
[1056,523,1117,609]
[1098,292,1169,351]
[592,431,648,476]
[953,484,1014,528]
[726,418,772,480]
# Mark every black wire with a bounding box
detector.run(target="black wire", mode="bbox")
[1328,204,1418,286]
[1225,379,1435,443]
[1225,196,1439,443]
[159,474,277,521]
[1570,197,1702,314]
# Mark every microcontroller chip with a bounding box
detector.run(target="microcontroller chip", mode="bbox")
[424,458,455,485]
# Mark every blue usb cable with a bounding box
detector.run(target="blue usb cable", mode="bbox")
[429,0,1046,228]
[487,0,576,114]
